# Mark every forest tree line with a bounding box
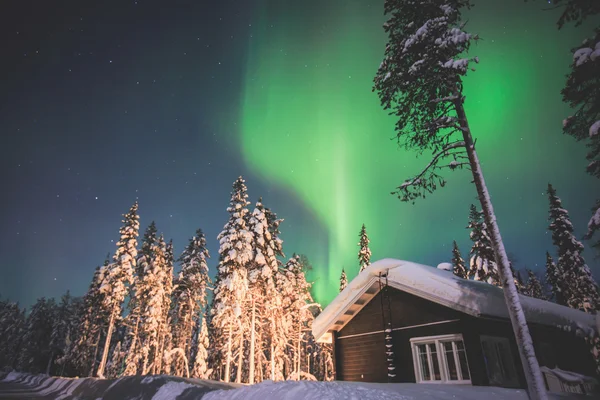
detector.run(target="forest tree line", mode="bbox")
[0,177,334,383]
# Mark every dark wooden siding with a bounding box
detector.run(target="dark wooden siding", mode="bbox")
[337,332,387,382]
[336,287,467,383]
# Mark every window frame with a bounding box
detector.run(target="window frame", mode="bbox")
[410,333,472,385]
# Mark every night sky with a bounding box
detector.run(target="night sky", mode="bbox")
[1,0,598,309]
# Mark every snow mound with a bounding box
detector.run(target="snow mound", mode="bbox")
[151,381,195,400]
[436,263,453,271]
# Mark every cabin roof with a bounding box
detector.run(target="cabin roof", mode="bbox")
[312,259,598,342]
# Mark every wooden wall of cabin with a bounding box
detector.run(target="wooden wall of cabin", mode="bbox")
[335,287,467,383]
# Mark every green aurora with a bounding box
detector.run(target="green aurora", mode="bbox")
[240,0,598,306]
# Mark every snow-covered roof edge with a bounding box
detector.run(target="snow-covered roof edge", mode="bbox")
[312,258,597,342]
[313,259,406,341]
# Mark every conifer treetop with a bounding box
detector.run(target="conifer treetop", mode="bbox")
[339,268,348,293]
[358,224,372,273]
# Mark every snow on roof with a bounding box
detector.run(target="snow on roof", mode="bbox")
[312,259,597,342]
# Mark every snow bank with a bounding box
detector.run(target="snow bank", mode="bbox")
[1,371,26,382]
[313,259,597,341]
[151,381,195,400]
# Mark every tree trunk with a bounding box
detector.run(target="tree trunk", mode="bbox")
[97,307,116,378]
[235,327,244,384]
[249,298,256,384]
[455,99,548,400]
[46,351,54,376]
[90,330,102,377]
[270,341,275,380]
[296,323,302,380]
[224,321,233,383]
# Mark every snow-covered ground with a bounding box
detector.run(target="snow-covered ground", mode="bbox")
[1,372,594,399]
[205,380,591,400]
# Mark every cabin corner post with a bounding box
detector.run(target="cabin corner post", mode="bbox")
[332,330,338,381]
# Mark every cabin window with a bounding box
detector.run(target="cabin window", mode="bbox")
[535,341,557,368]
[410,334,471,384]
[480,335,519,388]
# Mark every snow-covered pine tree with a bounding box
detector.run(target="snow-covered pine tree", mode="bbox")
[106,341,126,378]
[156,239,175,375]
[509,263,526,294]
[545,252,566,305]
[63,260,109,377]
[339,268,348,292]
[547,184,600,313]
[372,1,547,397]
[246,198,286,383]
[134,235,169,375]
[48,291,75,375]
[209,176,252,383]
[451,241,467,278]
[0,299,25,370]
[171,229,211,377]
[246,198,274,383]
[564,31,600,255]
[97,201,140,378]
[524,269,547,300]
[467,205,499,285]
[18,298,56,374]
[122,221,158,376]
[545,0,600,255]
[191,316,211,378]
[358,224,372,273]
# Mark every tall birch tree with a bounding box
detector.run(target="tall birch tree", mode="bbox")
[372,1,547,397]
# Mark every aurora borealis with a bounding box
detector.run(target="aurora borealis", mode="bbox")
[1,0,598,308]
[239,0,598,304]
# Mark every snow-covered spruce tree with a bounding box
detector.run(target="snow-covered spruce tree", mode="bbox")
[538,1,600,255]
[134,235,170,375]
[48,291,76,375]
[96,201,139,378]
[106,341,126,378]
[466,205,499,285]
[209,176,252,383]
[524,269,547,300]
[339,268,348,292]
[62,261,109,377]
[373,1,547,397]
[562,30,600,254]
[510,263,526,295]
[157,239,175,375]
[358,224,372,273]
[451,240,467,278]
[246,198,280,383]
[0,299,25,370]
[170,229,211,377]
[122,221,158,376]
[545,252,565,305]
[281,254,317,381]
[18,298,56,374]
[191,316,212,378]
[547,184,600,312]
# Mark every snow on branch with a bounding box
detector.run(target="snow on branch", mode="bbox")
[393,141,466,203]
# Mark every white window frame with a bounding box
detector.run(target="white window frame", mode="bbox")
[410,334,471,384]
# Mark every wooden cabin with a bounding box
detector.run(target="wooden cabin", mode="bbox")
[312,259,599,394]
